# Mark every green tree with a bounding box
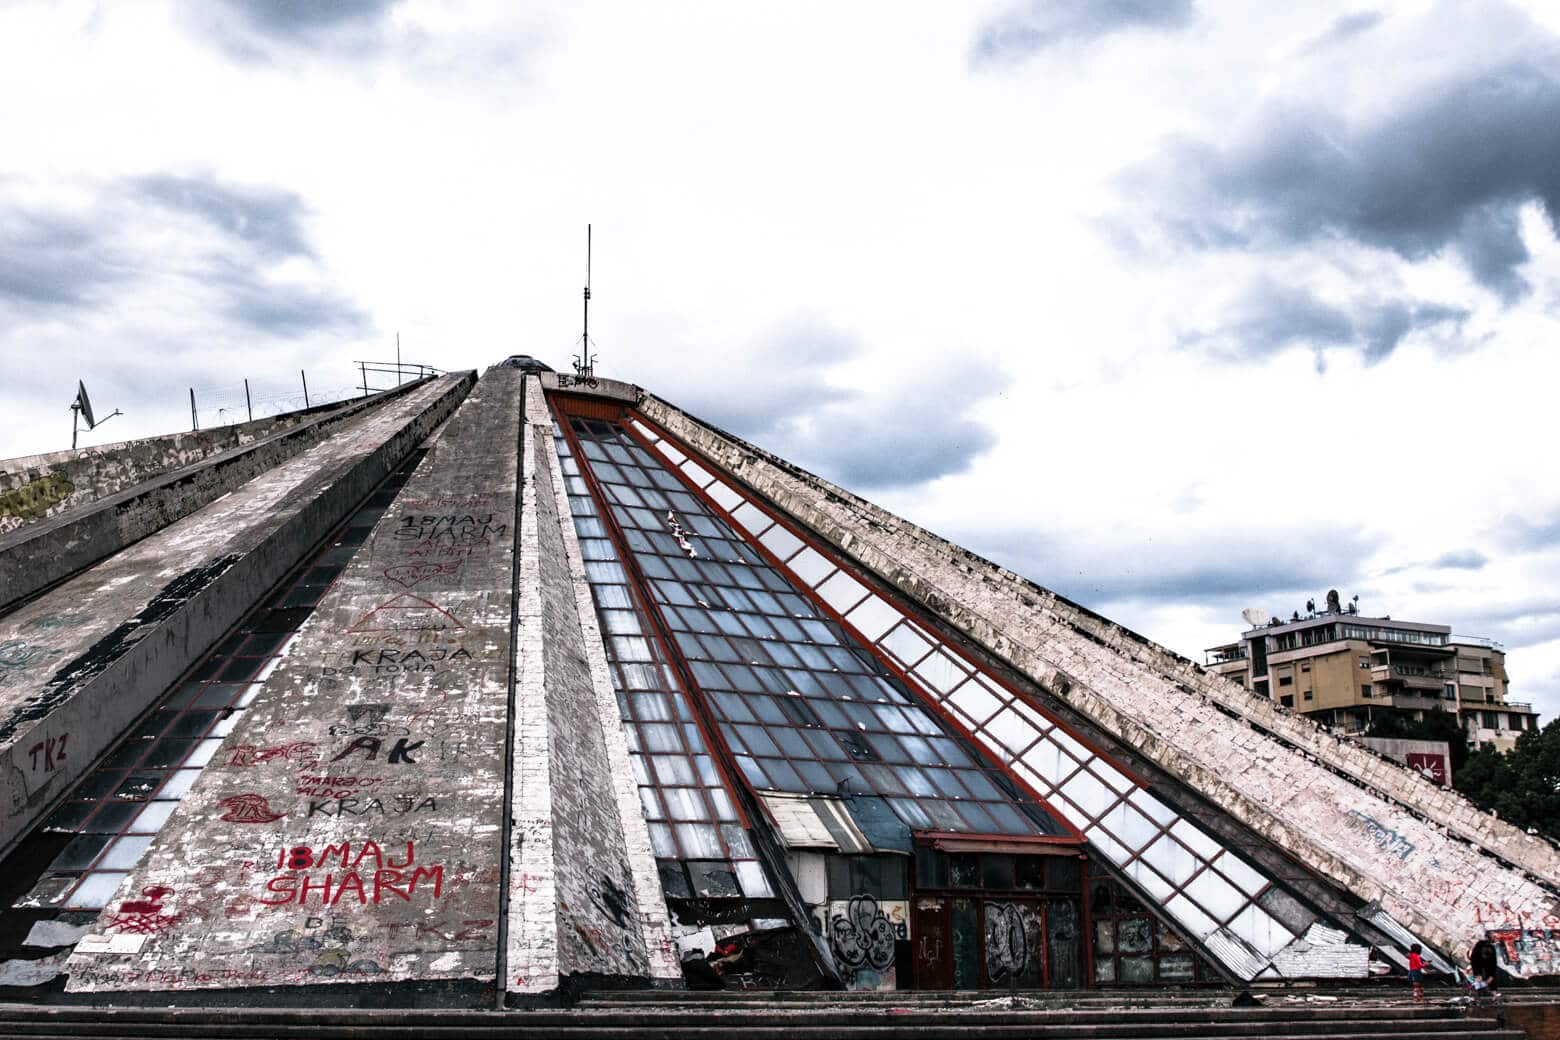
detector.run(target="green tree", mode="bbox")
[1452,720,1560,840]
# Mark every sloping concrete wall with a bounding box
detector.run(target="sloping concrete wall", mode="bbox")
[0,407,336,536]
[0,380,442,614]
[506,376,678,995]
[0,376,469,866]
[641,395,1560,962]
[64,369,515,994]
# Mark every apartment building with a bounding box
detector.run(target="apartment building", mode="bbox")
[1206,607,1539,751]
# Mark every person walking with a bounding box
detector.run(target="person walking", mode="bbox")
[1407,944,1426,1004]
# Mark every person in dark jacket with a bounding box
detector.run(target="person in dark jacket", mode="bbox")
[1470,939,1501,1003]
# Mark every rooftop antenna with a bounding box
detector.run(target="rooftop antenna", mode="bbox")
[69,380,122,450]
[574,223,596,381]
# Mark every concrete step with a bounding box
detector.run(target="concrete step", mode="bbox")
[0,1004,1522,1040]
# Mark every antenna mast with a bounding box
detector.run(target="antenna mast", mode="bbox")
[575,224,595,381]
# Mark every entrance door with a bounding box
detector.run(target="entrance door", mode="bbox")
[911,897,952,989]
[983,899,1046,989]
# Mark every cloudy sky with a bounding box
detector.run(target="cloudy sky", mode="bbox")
[3,0,1559,720]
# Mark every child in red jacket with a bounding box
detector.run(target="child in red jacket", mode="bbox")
[1408,944,1426,1004]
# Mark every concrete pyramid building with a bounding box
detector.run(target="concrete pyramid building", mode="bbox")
[0,360,1556,1004]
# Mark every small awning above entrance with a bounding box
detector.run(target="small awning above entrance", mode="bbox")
[920,832,1086,856]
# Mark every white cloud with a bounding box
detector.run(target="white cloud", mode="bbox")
[0,0,1557,723]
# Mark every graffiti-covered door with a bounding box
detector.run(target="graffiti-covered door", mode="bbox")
[912,897,952,989]
[984,900,1046,989]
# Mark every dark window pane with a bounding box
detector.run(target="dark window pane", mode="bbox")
[50,834,111,871]
[687,861,741,898]
[140,739,195,769]
[113,772,166,801]
[915,846,949,889]
[1015,856,1046,891]
[657,862,692,900]
[164,711,220,739]
[982,854,1014,890]
[78,802,142,834]
[1048,857,1081,891]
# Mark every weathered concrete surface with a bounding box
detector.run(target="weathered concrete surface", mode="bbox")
[506,378,678,995]
[640,394,1560,963]
[0,406,337,536]
[0,376,470,863]
[0,380,441,615]
[63,368,516,994]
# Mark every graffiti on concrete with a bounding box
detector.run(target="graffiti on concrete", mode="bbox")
[1489,928,1560,979]
[591,874,632,928]
[305,795,437,817]
[329,736,424,764]
[105,886,181,935]
[347,594,465,633]
[247,924,386,977]
[228,742,318,767]
[0,640,60,675]
[1345,809,1415,861]
[392,513,507,546]
[26,733,68,774]
[830,894,897,974]
[383,561,463,589]
[260,841,444,907]
[218,794,287,823]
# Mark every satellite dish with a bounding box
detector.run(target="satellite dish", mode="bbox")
[75,381,95,429]
[1241,607,1268,626]
[68,380,121,449]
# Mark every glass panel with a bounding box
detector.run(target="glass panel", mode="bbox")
[1212,852,1268,898]
[1169,819,1222,860]
[1142,834,1201,887]
[1060,769,1114,820]
[787,547,835,587]
[915,650,968,696]
[984,710,1040,755]
[1182,868,1246,922]
[1119,955,1154,983]
[705,480,741,510]
[729,502,769,534]
[1118,917,1153,953]
[1098,801,1159,853]
[734,859,773,898]
[1226,903,1293,959]
[880,624,932,666]
[1124,860,1176,903]
[758,523,804,562]
[98,835,154,871]
[816,570,867,613]
[1023,738,1077,788]
[69,871,130,909]
[679,460,716,488]
[1128,787,1179,827]
[844,595,899,642]
[1165,894,1219,939]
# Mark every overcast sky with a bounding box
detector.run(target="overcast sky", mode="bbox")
[3,0,1559,722]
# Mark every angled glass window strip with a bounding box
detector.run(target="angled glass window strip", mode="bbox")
[10,450,426,913]
[551,423,771,900]
[622,412,1299,974]
[563,416,1065,840]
